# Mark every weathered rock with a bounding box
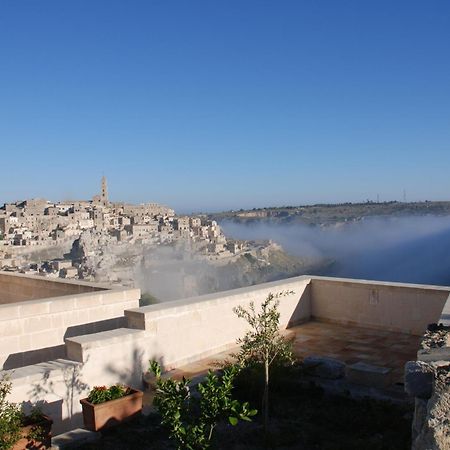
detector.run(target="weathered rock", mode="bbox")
[418,347,450,363]
[303,355,346,379]
[421,324,450,350]
[412,398,429,444]
[405,360,434,399]
[346,362,392,388]
[412,367,450,450]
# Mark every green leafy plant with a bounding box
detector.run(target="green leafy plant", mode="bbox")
[87,384,130,404]
[233,291,295,434]
[22,407,47,442]
[26,424,46,443]
[150,361,256,450]
[0,376,22,450]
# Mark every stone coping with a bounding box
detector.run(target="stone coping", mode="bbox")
[126,276,310,317]
[3,359,81,385]
[66,328,145,348]
[0,270,112,290]
[310,275,450,292]
[0,287,141,319]
[125,275,450,318]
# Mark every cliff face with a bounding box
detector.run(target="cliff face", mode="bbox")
[69,230,119,281]
[131,241,331,301]
[69,231,330,300]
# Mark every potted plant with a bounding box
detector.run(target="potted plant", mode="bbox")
[13,409,53,450]
[80,384,143,431]
[0,376,52,450]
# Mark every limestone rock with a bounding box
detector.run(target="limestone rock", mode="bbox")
[303,355,346,379]
[412,366,450,450]
[405,360,434,399]
[345,362,392,388]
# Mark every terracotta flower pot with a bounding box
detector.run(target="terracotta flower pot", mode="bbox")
[80,388,143,431]
[12,415,53,450]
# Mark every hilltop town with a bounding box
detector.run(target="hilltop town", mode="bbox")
[0,178,247,277]
[0,178,320,298]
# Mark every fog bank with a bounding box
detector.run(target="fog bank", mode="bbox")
[220,216,450,286]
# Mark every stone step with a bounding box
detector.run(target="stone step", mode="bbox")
[50,428,99,449]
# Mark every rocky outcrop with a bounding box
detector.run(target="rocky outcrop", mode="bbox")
[70,230,119,281]
[407,324,450,450]
[405,361,434,400]
[412,366,450,450]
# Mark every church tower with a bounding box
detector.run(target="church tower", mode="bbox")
[101,176,108,205]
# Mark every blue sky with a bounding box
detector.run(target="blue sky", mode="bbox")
[1,1,449,212]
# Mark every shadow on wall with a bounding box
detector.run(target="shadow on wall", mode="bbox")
[104,343,171,390]
[3,317,128,371]
[3,345,66,370]
[288,283,311,328]
[105,345,146,388]
[27,359,90,434]
[63,316,127,340]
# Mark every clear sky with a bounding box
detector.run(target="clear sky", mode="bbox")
[1,1,449,212]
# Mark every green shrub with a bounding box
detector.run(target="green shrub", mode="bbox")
[150,361,256,450]
[87,384,130,404]
[0,376,22,450]
[139,292,159,306]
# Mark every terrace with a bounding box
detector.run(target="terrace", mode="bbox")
[1,271,449,442]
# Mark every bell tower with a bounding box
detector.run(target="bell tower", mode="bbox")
[101,176,108,205]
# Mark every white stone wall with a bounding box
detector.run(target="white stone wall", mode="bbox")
[0,273,140,369]
[310,277,449,335]
[2,275,450,435]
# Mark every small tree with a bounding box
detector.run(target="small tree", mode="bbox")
[0,376,22,450]
[150,361,256,450]
[233,291,294,434]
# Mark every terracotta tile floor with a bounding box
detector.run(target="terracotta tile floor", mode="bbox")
[284,321,421,384]
[143,321,421,407]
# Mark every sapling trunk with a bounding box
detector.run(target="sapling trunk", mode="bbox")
[264,352,269,436]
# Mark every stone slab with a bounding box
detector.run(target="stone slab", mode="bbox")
[50,428,99,449]
[303,355,346,379]
[346,362,392,388]
[417,347,450,363]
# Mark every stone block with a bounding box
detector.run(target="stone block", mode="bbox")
[0,335,21,355]
[0,319,23,337]
[19,301,50,317]
[50,428,100,449]
[75,294,102,309]
[30,329,61,349]
[49,298,76,313]
[303,355,346,379]
[417,347,450,363]
[404,361,434,399]
[346,362,392,388]
[0,304,20,320]
[23,315,53,333]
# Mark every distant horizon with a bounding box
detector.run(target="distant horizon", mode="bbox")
[1,1,449,211]
[2,187,449,216]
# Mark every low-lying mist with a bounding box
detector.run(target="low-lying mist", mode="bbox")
[220,215,450,286]
[131,243,295,302]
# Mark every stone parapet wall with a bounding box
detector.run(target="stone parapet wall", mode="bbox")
[3,275,450,436]
[0,272,140,369]
[123,277,311,369]
[0,271,105,304]
[310,277,449,335]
